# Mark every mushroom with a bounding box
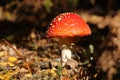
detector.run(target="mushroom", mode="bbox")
[46,12,91,66]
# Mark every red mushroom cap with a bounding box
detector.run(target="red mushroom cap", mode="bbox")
[46,12,91,37]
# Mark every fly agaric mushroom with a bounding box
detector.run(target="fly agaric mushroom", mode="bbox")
[46,12,91,66]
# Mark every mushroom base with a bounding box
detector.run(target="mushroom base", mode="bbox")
[61,48,72,66]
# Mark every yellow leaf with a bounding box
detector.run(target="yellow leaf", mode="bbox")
[4,11,15,21]
[0,51,8,57]
[4,70,13,80]
[0,62,14,66]
[25,73,32,78]
[0,66,20,80]
[42,68,57,77]
[8,56,17,63]
[0,74,4,79]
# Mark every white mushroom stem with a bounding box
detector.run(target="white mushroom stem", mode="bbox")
[61,48,72,66]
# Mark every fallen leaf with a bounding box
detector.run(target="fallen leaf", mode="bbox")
[0,51,8,57]
[3,67,20,80]
[0,62,14,66]
[42,68,57,77]
[0,74,4,80]
[8,56,17,63]
[65,59,78,69]
[25,73,32,78]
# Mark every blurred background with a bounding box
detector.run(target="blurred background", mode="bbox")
[0,0,120,80]
[0,0,120,41]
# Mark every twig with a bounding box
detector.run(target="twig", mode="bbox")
[2,39,32,74]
